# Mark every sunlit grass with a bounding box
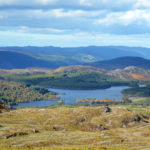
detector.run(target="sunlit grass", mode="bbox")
[0,106,150,149]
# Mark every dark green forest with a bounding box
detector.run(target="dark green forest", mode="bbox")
[3,70,139,90]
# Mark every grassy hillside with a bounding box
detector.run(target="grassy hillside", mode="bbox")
[122,87,150,97]
[0,80,59,105]
[121,86,150,104]
[89,56,150,70]
[0,106,150,149]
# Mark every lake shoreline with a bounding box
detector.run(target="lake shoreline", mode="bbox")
[13,86,130,108]
[46,84,132,91]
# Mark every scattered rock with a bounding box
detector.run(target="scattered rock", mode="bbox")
[141,114,150,120]
[6,133,17,139]
[83,122,108,132]
[121,114,148,127]
[33,129,40,133]
[103,106,111,113]
[134,115,141,122]
[6,132,28,139]
[99,124,107,131]
[52,125,65,131]
[74,116,86,125]
[80,117,86,122]
[127,109,131,112]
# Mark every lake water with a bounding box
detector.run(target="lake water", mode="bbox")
[14,86,129,108]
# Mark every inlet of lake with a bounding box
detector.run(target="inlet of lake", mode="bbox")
[14,86,129,108]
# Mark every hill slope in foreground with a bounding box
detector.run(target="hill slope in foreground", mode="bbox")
[0,106,150,150]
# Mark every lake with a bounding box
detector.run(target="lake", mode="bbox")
[14,86,129,108]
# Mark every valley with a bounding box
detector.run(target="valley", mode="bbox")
[1,0,150,149]
[1,47,150,150]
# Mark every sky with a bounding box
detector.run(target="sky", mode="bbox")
[0,0,150,47]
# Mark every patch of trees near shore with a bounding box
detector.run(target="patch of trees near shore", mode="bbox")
[0,80,59,105]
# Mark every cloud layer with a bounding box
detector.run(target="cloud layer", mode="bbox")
[0,0,150,47]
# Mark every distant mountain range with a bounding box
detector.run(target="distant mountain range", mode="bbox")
[0,51,58,69]
[1,46,150,64]
[0,46,150,69]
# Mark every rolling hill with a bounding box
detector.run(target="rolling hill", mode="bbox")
[1,46,149,66]
[3,65,150,90]
[89,56,150,70]
[1,46,150,71]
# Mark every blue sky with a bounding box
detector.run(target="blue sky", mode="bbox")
[0,0,150,47]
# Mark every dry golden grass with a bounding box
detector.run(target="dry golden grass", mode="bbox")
[0,106,150,150]
[128,73,150,80]
[77,99,119,103]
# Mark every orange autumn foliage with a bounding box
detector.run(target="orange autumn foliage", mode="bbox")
[128,74,150,81]
[78,99,119,103]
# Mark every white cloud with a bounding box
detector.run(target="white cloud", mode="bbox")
[29,9,105,18]
[34,0,56,5]
[1,29,150,48]
[0,0,16,5]
[95,10,150,26]
[79,0,136,10]
[0,0,150,47]
[0,0,139,11]
[0,0,56,6]
[134,0,150,9]
[7,26,66,34]
[79,0,92,6]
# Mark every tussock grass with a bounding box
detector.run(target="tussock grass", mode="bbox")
[0,106,150,149]
[0,146,128,150]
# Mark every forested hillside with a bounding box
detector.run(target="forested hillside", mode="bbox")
[0,80,59,105]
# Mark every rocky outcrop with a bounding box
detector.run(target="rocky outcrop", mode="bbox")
[103,106,111,113]
[121,114,148,127]
[6,132,28,139]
